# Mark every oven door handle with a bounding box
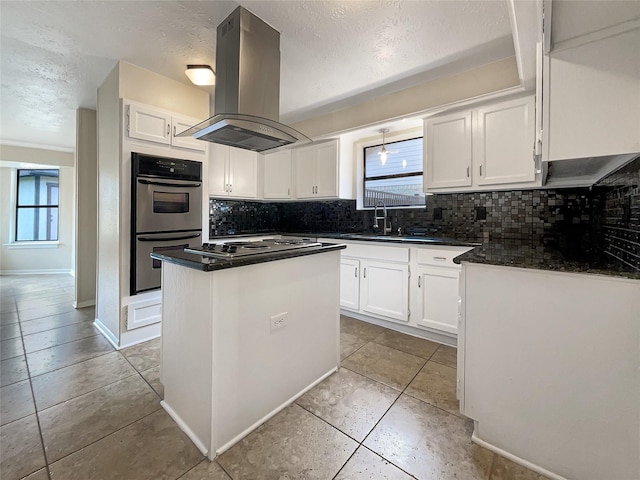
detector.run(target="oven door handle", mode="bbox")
[137,233,201,242]
[137,179,202,188]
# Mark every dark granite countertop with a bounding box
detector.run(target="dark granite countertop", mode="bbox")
[150,242,346,272]
[454,241,640,280]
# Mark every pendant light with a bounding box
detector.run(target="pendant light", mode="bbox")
[185,65,216,86]
[378,128,389,165]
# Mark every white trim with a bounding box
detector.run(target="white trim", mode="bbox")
[93,318,120,349]
[0,139,74,152]
[471,429,568,480]
[213,366,338,457]
[0,268,70,275]
[119,324,161,349]
[4,241,60,249]
[550,18,640,54]
[74,299,95,309]
[161,400,209,457]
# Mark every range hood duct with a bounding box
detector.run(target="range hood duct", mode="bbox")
[177,7,311,152]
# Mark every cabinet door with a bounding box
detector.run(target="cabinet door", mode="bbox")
[414,266,460,335]
[209,144,230,196]
[314,141,339,198]
[263,150,292,199]
[293,145,317,198]
[340,258,360,311]
[475,96,535,186]
[127,104,171,145]
[361,261,409,322]
[171,115,206,152]
[425,112,472,190]
[228,147,258,198]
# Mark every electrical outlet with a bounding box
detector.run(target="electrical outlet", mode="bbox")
[270,312,287,332]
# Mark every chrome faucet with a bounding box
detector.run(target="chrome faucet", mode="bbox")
[373,200,392,235]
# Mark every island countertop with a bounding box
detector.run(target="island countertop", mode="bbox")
[150,242,346,271]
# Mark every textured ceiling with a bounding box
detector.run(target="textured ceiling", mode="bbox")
[0,0,516,150]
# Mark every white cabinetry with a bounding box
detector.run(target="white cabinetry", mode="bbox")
[263,150,292,199]
[361,260,409,322]
[293,140,339,199]
[543,28,640,161]
[339,258,360,311]
[126,102,206,152]
[209,144,259,198]
[424,96,537,193]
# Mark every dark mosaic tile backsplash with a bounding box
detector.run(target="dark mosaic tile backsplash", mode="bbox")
[209,157,639,272]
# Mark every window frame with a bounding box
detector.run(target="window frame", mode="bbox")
[362,135,425,209]
[14,168,60,242]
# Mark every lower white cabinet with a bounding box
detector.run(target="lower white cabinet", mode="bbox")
[361,260,409,322]
[412,266,460,335]
[339,258,360,311]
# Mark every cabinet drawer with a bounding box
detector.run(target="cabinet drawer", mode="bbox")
[413,246,472,267]
[342,242,409,263]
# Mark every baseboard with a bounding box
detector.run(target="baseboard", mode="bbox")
[119,323,161,349]
[471,429,567,480]
[213,366,338,458]
[0,268,72,275]
[93,318,120,349]
[161,400,209,457]
[74,299,96,309]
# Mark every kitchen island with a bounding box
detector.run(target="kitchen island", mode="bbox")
[151,242,345,459]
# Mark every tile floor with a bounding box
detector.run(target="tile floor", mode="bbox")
[0,274,548,480]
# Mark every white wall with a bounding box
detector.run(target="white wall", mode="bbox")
[0,145,75,274]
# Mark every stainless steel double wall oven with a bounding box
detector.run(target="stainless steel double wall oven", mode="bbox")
[131,153,202,294]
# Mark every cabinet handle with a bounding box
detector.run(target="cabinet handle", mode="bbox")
[167,124,170,136]
[355,267,358,277]
[229,183,232,193]
[433,256,447,261]
[287,187,290,196]
[479,164,483,176]
[363,268,366,278]
[466,166,470,177]
[173,125,176,136]
[418,277,421,288]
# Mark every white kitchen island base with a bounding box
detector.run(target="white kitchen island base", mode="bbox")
[158,250,341,459]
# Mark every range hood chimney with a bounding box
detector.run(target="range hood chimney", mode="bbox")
[177,7,311,152]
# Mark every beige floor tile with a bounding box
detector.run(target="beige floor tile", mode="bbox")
[0,323,21,340]
[31,351,137,410]
[430,344,457,368]
[0,414,46,480]
[340,331,367,360]
[22,468,50,480]
[17,294,74,312]
[335,446,414,480]
[1,355,29,387]
[340,316,386,341]
[23,322,100,353]
[0,379,35,426]
[179,460,231,480]
[373,329,440,359]
[140,365,164,399]
[405,361,462,417]
[296,368,399,441]
[26,334,114,377]
[364,394,494,480]
[341,342,425,391]
[1,337,24,360]
[121,337,161,372]
[0,298,16,315]
[490,454,550,480]
[39,374,161,462]
[0,311,19,325]
[48,409,203,480]
[20,309,94,336]
[14,288,69,302]
[217,403,358,479]
[17,303,77,322]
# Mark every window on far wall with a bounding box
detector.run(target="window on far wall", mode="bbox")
[363,137,426,207]
[15,169,60,241]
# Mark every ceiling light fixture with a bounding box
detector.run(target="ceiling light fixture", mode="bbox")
[185,64,215,86]
[378,128,390,165]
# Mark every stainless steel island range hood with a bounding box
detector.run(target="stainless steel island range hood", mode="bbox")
[176,7,311,152]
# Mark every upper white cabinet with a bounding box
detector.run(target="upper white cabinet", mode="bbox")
[126,102,206,152]
[263,150,292,199]
[543,28,640,161]
[293,140,339,199]
[424,95,537,192]
[209,144,259,199]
